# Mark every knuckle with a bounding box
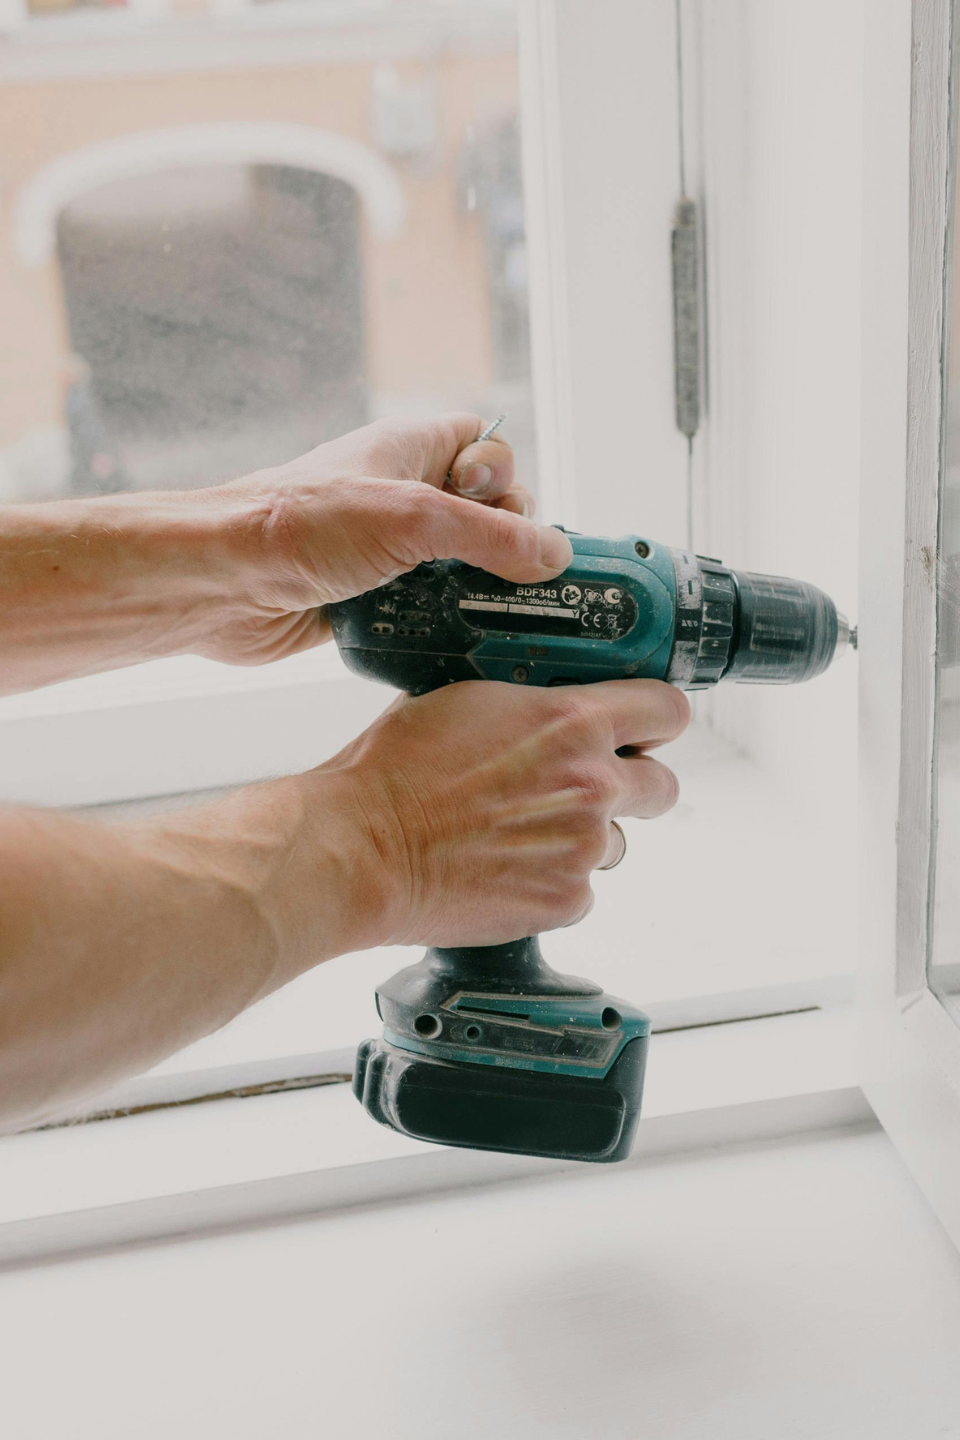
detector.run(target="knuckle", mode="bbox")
[551,693,607,747]
[564,761,616,808]
[489,507,538,564]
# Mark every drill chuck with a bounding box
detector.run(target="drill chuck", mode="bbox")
[666,553,845,689]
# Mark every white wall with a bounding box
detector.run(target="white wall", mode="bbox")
[520,0,690,537]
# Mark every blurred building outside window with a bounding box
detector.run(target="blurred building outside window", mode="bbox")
[0,1,537,507]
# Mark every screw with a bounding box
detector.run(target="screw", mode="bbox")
[512,665,530,683]
[476,413,507,444]
[635,541,651,558]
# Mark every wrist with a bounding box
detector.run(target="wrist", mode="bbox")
[272,767,403,969]
[148,765,400,993]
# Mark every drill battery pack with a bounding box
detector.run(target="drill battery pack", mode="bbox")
[353,1032,649,1163]
[352,938,651,1163]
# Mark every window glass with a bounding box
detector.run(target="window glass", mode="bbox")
[0,0,536,503]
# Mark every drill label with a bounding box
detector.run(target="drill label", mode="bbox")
[456,578,637,642]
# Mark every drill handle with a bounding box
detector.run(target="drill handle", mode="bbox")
[422,937,602,998]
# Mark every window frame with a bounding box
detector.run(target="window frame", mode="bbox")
[858,0,960,1251]
[0,0,880,1262]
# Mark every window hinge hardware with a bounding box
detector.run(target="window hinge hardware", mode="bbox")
[672,196,701,441]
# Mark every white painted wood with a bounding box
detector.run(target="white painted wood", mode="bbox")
[517,0,577,525]
[519,0,689,537]
[0,1005,861,1266]
[684,0,861,836]
[858,0,960,1249]
[0,1093,872,1272]
[3,1125,960,1440]
[0,651,391,808]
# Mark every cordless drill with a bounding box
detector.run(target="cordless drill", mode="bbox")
[329,532,854,1164]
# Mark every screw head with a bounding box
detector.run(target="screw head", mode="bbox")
[511,664,530,683]
[635,541,651,558]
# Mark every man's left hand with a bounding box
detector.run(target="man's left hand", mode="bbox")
[205,413,572,665]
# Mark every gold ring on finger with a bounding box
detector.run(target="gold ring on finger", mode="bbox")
[597,819,627,871]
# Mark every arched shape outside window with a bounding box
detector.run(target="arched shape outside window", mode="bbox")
[13,122,405,267]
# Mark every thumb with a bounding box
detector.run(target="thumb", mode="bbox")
[410,487,573,582]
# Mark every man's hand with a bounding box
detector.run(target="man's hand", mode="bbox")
[213,412,572,663]
[0,676,687,1129]
[328,677,689,946]
[0,413,572,693]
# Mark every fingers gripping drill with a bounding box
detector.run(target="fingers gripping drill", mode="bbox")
[329,533,854,1163]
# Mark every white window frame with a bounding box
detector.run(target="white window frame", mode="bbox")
[0,1,880,1267]
[859,0,960,1250]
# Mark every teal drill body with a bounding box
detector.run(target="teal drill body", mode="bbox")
[329,532,842,697]
[329,532,850,1163]
[450,532,680,687]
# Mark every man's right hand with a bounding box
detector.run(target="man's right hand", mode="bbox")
[0,675,687,1130]
[313,676,690,950]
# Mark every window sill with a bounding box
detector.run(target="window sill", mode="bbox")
[0,1005,868,1269]
[0,649,388,807]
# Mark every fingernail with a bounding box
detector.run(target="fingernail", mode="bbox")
[537,526,573,572]
[456,463,493,496]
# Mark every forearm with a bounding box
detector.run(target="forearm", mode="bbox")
[0,491,261,695]
[0,769,390,1132]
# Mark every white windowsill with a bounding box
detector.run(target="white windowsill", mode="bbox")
[0,1005,866,1268]
[0,649,391,807]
